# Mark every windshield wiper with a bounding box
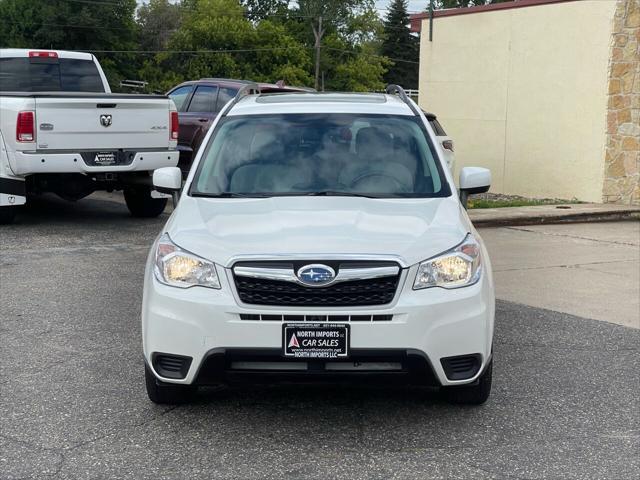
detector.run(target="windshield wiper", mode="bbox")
[191,191,382,198]
[303,191,379,198]
[191,192,270,198]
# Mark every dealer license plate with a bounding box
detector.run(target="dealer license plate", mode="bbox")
[94,151,117,166]
[283,323,349,359]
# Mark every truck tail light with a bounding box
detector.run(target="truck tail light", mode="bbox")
[29,51,58,59]
[16,111,35,142]
[170,111,179,140]
[442,140,454,152]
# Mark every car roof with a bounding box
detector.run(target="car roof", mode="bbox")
[170,79,246,89]
[228,92,416,116]
[0,48,94,61]
[168,78,312,94]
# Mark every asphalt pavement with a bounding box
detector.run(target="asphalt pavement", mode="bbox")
[1,195,639,480]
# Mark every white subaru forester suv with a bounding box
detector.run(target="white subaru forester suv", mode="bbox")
[143,85,495,405]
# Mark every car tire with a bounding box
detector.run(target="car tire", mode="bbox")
[124,188,167,218]
[144,363,196,404]
[442,359,492,405]
[0,206,18,225]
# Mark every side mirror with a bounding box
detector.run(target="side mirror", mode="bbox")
[153,167,182,193]
[153,167,182,207]
[459,167,491,209]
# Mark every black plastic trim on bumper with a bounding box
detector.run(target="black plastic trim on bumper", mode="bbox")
[191,348,441,387]
[440,353,482,381]
[0,178,26,196]
[152,352,193,380]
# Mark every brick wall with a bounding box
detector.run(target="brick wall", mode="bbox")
[603,0,640,205]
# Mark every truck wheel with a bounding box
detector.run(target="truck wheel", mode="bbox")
[145,363,196,404]
[124,188,167,218]
[442,360,492,405]
[0,206,18,225]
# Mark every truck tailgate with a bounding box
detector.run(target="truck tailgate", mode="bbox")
[34,96,172,150]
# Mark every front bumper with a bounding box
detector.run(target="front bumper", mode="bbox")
[142,263,495,387]
[9,150,179,175]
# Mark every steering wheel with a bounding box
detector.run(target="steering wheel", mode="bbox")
[349,171,410,193]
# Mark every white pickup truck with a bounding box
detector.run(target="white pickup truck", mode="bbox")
[0,49,180,224]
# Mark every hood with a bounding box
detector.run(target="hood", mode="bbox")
[165,195,471,268]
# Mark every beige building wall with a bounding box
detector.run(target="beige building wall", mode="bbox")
[418,0,619,202]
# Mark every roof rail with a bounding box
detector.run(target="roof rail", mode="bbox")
[221,82,260,117]
[385,84,420,116]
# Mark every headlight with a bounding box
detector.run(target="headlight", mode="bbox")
[154,233,220,289]
[413,234,482,289]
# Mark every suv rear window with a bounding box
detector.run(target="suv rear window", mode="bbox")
[191,113,451,199]
[0,57,105,92]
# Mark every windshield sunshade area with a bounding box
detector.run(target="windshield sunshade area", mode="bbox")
[190,113,451,198]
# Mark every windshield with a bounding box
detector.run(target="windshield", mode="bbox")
[190,113,451,198]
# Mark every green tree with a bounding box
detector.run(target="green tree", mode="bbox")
[297,0,373,89]
[291,0,388,91]
[137,0,184,52]
[0,0,139,89]
[331,43,389,92]
[241,0,289,21]
[381,0,418,89]
[141,0,312,92]
[432,0,513,9]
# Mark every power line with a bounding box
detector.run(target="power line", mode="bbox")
[5,20,138,31]
[64,0,317,18]
[9,44,417,65]
[85,46,314,54]
[5,19,415,34]
[326,47,419,65]
[63,0,125,5]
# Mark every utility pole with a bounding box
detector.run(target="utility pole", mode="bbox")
[312,16,324,91]
[429,0,434,42]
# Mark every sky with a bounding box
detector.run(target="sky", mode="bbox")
[375,1,428,15]
[136,1,430,17]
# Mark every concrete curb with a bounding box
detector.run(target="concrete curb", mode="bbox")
[469,203,640,227]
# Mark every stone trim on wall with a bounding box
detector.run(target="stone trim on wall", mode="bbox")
[603,0,640,205]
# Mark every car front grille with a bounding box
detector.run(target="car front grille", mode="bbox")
[232,261,402,307]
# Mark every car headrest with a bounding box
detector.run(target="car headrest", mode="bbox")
[356,127,393,160]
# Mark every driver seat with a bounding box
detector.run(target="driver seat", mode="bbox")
[339,127,413,192]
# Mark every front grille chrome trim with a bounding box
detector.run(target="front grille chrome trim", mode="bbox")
[234,265,400,286]
[233,266,295,282]
[224,253,407,268]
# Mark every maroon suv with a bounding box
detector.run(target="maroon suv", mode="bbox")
[167,78,310,174]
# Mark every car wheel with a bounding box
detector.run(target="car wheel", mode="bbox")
[144,363,196,404]
[0,206,18,225]
[124,188,167,218]
[442,359,492,405]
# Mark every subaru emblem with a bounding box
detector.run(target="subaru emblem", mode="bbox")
[100,114,112,127]
[296,264,336,287]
